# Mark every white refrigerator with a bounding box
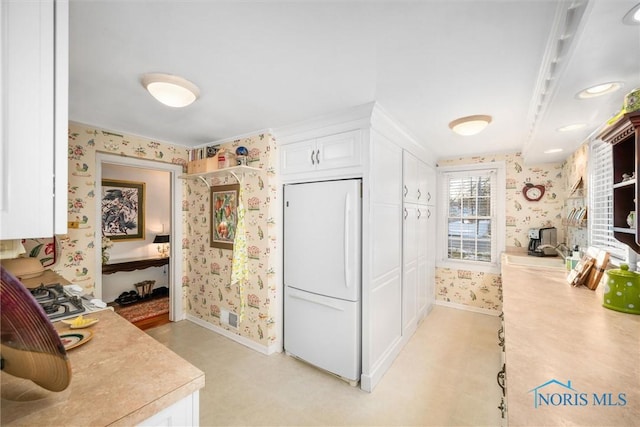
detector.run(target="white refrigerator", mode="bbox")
[283,179,362,382]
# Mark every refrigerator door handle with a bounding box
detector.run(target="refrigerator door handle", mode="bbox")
[344,192,350,289]
[289,289,346,312]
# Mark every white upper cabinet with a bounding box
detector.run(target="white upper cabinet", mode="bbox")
[280,130,362,177]
[419,161,435,206]
[0,0,68,239]
[402,151,419,204]
[403,151,433,205]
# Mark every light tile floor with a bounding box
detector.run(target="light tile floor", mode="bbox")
[146,305,502,426]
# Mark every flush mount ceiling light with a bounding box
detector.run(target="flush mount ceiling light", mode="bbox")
[577,82,622,99]
[623,3,640,25]
[141,73,200,107]
[448,115,492,136]
[557,123,587,132]
[544,148,564,154]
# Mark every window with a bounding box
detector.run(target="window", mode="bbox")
[589,140,628,260]
[438,163,505,272]
[447,174,493,262]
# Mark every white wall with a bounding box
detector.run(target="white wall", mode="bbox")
[101,163,170,302]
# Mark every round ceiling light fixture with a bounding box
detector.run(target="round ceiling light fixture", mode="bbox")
[576,82,622,99]
[623,3,640,25]
[448,115,492,136]
[543,148,564,154]
[557,123,587,132]
[141,73,200,107]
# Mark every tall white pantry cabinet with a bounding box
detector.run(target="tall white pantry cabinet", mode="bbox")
[277,102,436,392]
[402,152,436,337]
[0,0,69,239]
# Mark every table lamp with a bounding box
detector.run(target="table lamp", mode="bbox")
[153,234,170,257]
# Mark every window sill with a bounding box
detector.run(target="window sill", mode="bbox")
[436,259,501,275]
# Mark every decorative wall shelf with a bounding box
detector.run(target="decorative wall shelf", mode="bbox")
[179,165,261,188]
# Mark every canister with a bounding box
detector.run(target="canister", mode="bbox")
[603,264,640,314]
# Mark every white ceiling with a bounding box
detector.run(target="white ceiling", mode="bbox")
[69,0,640,164]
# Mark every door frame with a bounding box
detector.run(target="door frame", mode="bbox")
[95,153,184,321]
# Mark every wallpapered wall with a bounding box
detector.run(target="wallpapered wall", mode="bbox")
[182,134,278,347]
[562,142,589,251]
[59,122,188,290]
[60,122,278,348]
[435,152,565,312]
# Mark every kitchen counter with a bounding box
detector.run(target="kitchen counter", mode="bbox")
[501,252,640,426]
[1,310,204,426]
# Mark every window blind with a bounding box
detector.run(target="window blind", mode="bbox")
[589,140,627,260]
[445,170,496,263]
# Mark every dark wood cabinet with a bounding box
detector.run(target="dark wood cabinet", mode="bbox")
[598,111,640,253]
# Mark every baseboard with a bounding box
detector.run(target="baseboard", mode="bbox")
[360,335,404,393]
[435,299,501,316]
[186,314,279,355]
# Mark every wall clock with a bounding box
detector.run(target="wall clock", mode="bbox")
[522,183,545,201]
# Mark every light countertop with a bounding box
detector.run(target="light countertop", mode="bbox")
[501,252,640,426]
[1,310,204,426]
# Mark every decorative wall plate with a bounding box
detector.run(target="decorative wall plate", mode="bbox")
[59,330,93,350]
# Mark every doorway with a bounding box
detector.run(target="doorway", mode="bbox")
[95,153,184,322]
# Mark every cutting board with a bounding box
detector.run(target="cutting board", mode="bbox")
[566,247,609,289]
[585,249,609,290]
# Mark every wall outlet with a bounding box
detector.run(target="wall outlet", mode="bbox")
[220,309,238,328]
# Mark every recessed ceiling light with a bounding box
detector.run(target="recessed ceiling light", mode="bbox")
[544,148,563,154]
[577,82,622,99]
[623,3,640,25]
[448,115,492,136]
[557,123,587,132]
[141,73,200,107]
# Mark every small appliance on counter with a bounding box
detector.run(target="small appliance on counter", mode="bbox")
[603,264,640,314]
[527,227,558,256]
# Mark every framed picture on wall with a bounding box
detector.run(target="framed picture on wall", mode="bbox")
[101,179,145,241]
[210,184,239,249]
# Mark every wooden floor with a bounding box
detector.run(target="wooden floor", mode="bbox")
[133,312,171,330]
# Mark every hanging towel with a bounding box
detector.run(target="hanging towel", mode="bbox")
[230,185,249,322]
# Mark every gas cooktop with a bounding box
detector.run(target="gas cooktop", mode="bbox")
[29,283,85,320]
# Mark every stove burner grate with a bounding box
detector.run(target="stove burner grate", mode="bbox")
[29,283,85,320]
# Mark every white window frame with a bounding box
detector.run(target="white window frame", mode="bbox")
[437,162,506,274]
[588,139,637,267]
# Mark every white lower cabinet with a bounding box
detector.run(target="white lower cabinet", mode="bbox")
[402,204,419,335]
[137,391,200,427]
[416,205,431,319]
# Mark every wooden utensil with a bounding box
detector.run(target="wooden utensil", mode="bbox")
[586,250,609,290]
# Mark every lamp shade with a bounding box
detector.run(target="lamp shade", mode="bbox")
[448,115,492,136]
[153,234,170,244]
[141,73,200,108]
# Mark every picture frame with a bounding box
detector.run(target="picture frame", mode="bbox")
[101,179,145,241]
[210,184,240,249]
